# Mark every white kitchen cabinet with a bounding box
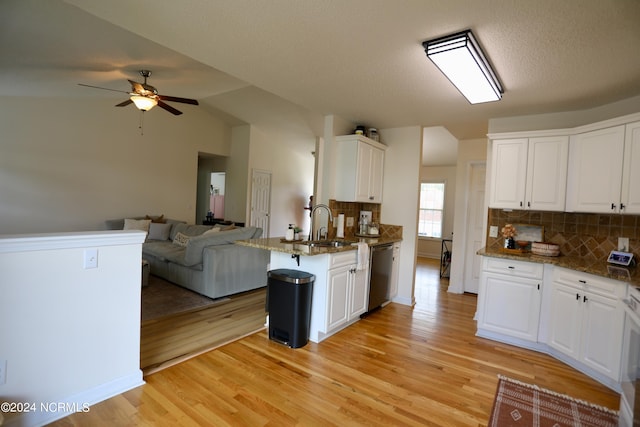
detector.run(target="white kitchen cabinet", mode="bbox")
[335,135,386,203]
[566,125,626,213]
[326,256,368,332]
[489,136,568,211]
[621,121,640,214]
[477,257,543,342]
[547,267,625,381]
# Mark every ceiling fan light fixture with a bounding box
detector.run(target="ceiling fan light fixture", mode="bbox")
[423,29,503,104]
[130,95,157,111]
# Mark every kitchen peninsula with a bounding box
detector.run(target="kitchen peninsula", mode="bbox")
[237,234,401,343]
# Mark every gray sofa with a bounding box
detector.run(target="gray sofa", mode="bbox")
[105,218,269,299]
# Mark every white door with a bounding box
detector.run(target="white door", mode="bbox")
[250,170,271,237]
[463,163,486,294]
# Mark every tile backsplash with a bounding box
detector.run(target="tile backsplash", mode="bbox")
[487,209,639,260]
[326,200,402,240]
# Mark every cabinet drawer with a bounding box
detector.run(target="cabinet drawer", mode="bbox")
[329,251,357,269]
[482,257,543,279]
[552,267,626,298]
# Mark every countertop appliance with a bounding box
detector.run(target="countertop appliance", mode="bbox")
[366,243,394,313]
[621,284,640,426]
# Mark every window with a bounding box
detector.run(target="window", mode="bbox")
[418,182,445,238]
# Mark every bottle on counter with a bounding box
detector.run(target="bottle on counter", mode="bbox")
[286,224,295,241]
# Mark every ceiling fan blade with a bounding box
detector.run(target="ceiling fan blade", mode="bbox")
[115,99,133,107]
[158,95,199,105]
[128,79,146,94]
[78,83,129,94]
[157,100,183,115]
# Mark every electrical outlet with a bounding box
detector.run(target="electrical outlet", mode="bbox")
[0,359,6,385]
[619,237,630,252]
[489,226,499,238]
[83,249,98,269]
[346,217,354,227]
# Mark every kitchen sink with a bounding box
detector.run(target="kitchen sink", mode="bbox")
[300,239,356,248]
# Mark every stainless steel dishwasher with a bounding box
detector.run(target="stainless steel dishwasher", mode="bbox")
[366,243,394,313]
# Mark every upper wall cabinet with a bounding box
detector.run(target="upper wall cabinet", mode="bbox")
[566,123,640,214]
[489,136,569,211]
[335,135,386,203]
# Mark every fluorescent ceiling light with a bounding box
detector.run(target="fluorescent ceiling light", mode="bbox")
[130,95,158,111]
[423,30,503,104]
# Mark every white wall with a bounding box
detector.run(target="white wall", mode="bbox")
[380,126,422,307]
[417,165,457,259]
[448,138,488,294]
[0,231,146,427]
[0,97,230,234]
[247,125,316,237]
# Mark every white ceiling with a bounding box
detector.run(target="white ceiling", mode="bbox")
[2,0,640,158]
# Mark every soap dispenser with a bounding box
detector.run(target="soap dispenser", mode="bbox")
[285,224,294,241]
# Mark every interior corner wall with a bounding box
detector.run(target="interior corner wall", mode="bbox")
[0,97,231,234]
[225,125,250,223]
[379,126,422,307]
[247,125,316,238]
[417,165,457,259]
[448,138,488,294]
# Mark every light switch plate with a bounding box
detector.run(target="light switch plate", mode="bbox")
[84,249,98,269]
[489,226,499,238]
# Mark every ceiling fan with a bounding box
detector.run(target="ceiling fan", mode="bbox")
[78,70,199,115]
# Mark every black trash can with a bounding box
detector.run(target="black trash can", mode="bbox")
[267,269,315,348]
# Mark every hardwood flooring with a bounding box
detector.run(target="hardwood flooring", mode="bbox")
[141,287,267,375]
[52,257,620,426]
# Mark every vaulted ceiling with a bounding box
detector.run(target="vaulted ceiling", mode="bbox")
[2,0,640,145]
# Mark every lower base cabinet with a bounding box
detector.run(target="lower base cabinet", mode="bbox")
[477,256,627,391]
[477,257,543,342]
[547,267,625,382]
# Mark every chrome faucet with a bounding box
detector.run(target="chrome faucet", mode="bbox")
[309,203,333,241]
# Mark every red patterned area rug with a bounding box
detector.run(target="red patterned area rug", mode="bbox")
[488,375,618,427]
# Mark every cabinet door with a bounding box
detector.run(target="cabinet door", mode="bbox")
[547,282,582,359]
[566,125,625,213]
[355,142,373,202]
[349,268,368,320]
[489,138,528,209]
[326,265,350,332]
[368,146,384,203]
[580,292,623,380]
[477,271,541,341]
[525,136,569,211]
[621,121,640,214]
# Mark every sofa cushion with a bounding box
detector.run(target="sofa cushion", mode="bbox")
[183,226,262,266]
[124,218,151,233]
[171,223,213,239]
[148,222,172,240]
[143,241,188,265]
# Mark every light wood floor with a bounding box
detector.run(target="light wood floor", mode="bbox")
[52,257,620,426]
[141,287,267,375]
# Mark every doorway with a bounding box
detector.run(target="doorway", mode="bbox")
[250,169,272,237]
[463,163,486,294]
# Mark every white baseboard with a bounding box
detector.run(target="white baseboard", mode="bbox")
[4,371,144,427]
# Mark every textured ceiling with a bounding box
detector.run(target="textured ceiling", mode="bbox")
[2,0,640,144]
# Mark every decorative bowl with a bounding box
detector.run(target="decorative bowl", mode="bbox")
[531,242,560,257]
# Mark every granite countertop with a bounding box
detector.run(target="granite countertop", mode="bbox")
[478,247,640,286]
[236,236,401,256]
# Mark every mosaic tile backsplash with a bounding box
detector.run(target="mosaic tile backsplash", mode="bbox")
[487,208,639,260]
[327,200,403,240]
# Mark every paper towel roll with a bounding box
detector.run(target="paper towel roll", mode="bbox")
[336,213,345,238]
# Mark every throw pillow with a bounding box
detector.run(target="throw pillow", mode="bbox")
[202,228,220,236]
[124,218,152,233]
[148,222,172,240]
[173,232,191,247]
[145,214,166,223]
